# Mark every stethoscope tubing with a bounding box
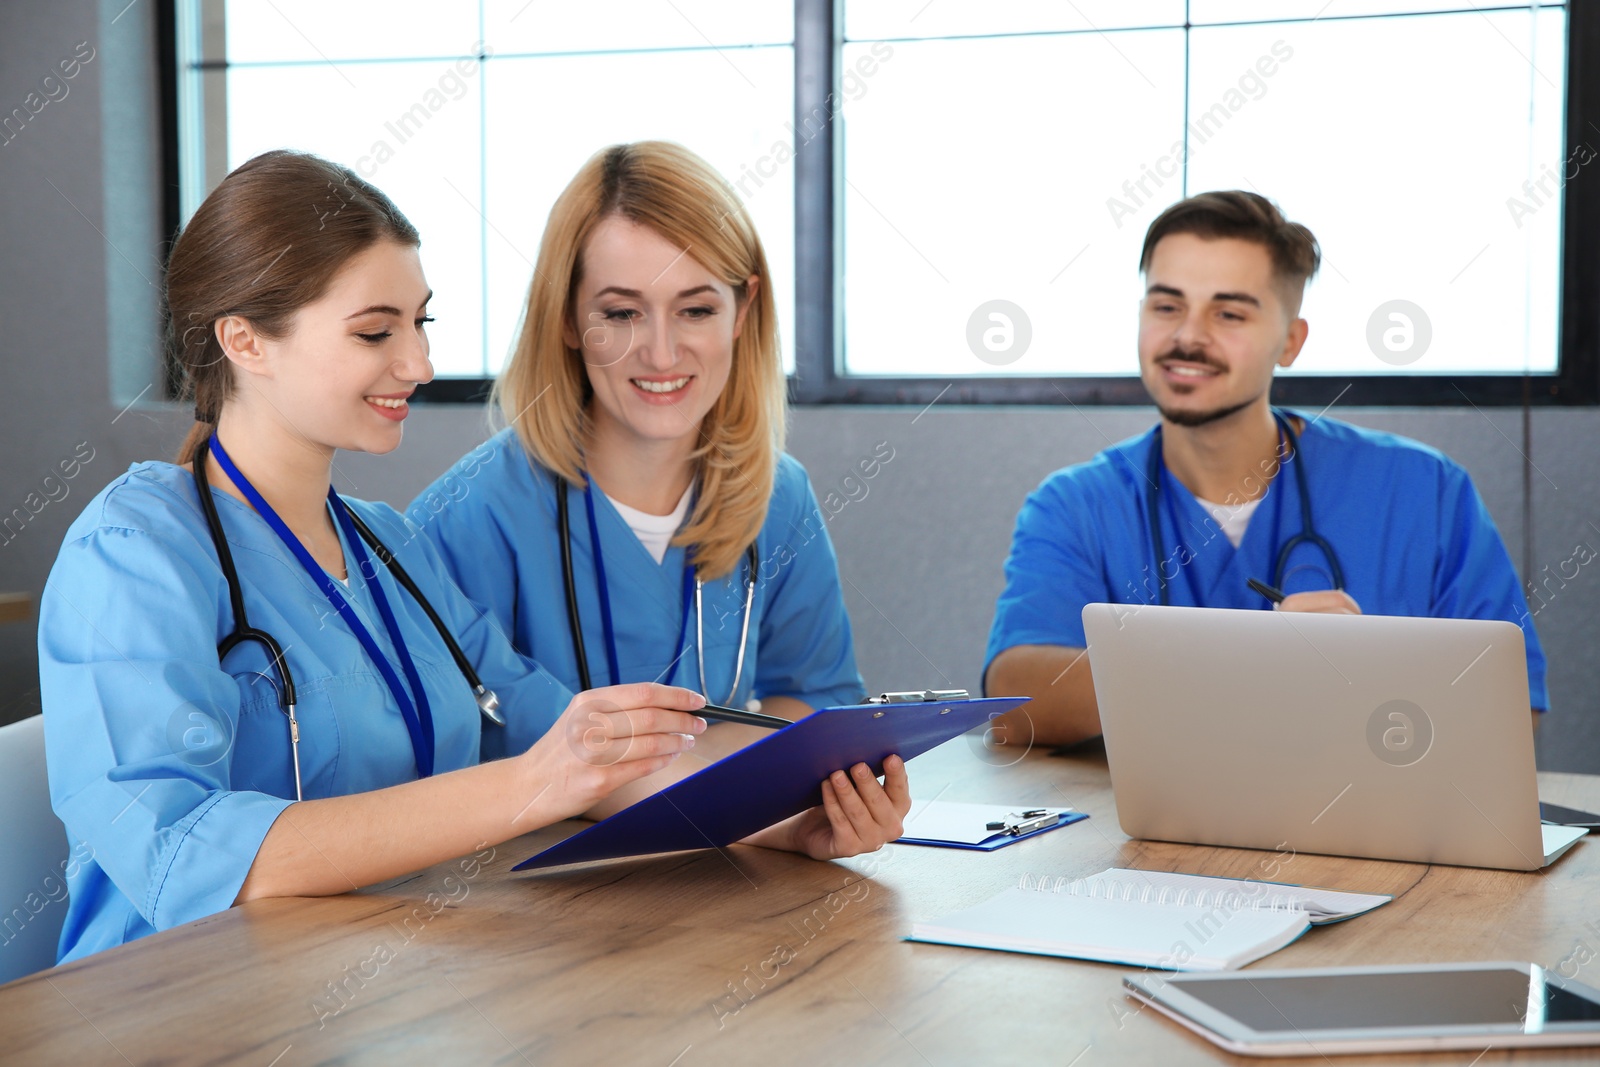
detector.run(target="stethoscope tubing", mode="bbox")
[557,476,757,705]
[1145,407,1345,606]
[340,506,503,724]
[194,436,499,802]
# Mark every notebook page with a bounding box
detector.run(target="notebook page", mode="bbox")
[1062,869,1391,924]
[908,888,1309,971]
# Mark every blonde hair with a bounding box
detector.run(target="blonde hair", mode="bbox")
[494,141,786,580]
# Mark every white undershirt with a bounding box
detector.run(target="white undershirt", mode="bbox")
[1197,494,1264,549]
[606,485,694,564]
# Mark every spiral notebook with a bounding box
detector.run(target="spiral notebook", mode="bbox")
[907,868,1392,972]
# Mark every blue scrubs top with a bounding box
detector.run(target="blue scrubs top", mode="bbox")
[985,414,1548,708]
[39,462,571,964]
[408,430,865,719]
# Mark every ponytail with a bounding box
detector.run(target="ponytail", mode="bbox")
[176,421,213,466]
[164,149,420,464]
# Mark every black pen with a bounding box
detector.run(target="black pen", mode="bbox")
[697,703,795,729]
[1247,577,1287,604]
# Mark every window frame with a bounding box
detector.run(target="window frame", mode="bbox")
[162,0,1600,407]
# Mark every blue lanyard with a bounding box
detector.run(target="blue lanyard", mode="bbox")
[581,476,695,689]
[208,436,435,778]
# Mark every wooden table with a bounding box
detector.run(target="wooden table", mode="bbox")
[2,741,1597,1066]
[0,592,30,625]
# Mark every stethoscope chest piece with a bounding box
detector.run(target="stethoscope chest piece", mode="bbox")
[474,685,505,726]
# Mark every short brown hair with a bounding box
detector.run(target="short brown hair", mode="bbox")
[1139,190,1320,303]
[166,149,420,464]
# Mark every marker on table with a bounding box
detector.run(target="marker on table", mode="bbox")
[1247,577,1287,605]
[697,703,795,729]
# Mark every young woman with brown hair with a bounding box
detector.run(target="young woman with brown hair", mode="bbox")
[413,141,910,852]
[37,150,723,964]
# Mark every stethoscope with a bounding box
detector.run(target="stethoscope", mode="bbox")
[1145,408,1346,606]
[555,476,758,705]
[193,435,501,802]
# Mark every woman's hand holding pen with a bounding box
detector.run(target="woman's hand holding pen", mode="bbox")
[514,683,709,829]
[744,755,912,861]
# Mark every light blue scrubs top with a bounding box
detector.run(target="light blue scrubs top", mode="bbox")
[409,430,865,717]
[39,461,571,964]
[986,414,1548,708]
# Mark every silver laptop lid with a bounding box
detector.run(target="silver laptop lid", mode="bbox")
[1082,604,1545,870]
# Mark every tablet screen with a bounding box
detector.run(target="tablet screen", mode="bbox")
[1178,968,1600,1034]
[1540,801,1600,827]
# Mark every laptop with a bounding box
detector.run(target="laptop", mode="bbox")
[1081,604,1586,871]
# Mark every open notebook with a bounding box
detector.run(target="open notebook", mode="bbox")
[908,868,1392,972]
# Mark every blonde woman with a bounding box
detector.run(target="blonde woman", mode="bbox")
[412,142,908,858]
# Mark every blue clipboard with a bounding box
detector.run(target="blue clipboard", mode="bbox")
[897,810,1090,851]
[514,696,1031,871]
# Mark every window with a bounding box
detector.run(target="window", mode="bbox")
[176,1,794,381]
[172,1,1600,404]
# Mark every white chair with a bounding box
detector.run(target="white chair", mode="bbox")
[0,715,69,983]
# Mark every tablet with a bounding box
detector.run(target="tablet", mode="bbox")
[1124,962,1600,1057]
[1541,801,1600,828]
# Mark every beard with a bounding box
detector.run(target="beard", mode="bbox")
[1157,395,1259,428]
[1150,346,1263,428]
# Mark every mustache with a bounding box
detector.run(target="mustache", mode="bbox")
[1156,347,1227,371]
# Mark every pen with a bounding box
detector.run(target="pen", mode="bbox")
[698,703,795,729]
[1247,577,1287,605]
[1007,812,1061,836]
[985,811,1062,836]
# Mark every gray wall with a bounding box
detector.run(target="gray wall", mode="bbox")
[0,0,176,727]
[3,1,1597,773]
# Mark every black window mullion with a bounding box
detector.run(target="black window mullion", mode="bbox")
[1558,0,1600,406]
[790,0,839,404]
